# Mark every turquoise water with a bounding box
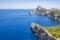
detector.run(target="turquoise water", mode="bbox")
[0,9,59,40]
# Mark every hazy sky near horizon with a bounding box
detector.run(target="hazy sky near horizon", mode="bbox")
[0,0,60,9]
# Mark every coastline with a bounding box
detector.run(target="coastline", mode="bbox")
[33,6,60,22]
[30,22,60,40]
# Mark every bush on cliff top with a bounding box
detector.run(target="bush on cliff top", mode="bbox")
[43,25,60,38]
[32,22,60,38]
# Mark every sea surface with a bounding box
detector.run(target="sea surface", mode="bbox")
[0,9,59,40]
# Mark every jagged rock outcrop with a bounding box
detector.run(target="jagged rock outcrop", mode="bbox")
[34,6,60,22]
[34,6,47,15]
[50,10,60,22]
[30,23,56,40]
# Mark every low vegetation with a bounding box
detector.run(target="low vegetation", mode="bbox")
[32,22,60,38]
[54,10,60,16]
[40,25,60,38]
[45,25,60,38]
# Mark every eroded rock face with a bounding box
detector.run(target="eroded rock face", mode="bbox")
[34,6,60,22]
[31,23,56,40]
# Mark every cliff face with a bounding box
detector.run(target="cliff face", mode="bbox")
[34,6,60,22]
[30,23,56,40]
[50,11,60,22]
[34,6,47,15]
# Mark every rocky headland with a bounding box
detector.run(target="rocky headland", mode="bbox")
[30,23,60,40]
[33,6,60,22]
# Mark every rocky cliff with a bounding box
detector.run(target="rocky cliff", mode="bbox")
[30,23,57,40]
[34,6,60,22]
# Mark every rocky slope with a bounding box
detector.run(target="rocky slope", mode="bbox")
[30,23,60,40]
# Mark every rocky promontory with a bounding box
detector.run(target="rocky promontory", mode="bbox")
[30,23,60,40]
[33,6,60,22]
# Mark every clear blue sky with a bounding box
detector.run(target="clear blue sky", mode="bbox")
[0,0,60,9]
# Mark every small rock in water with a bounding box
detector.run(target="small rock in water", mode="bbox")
[29,11,33,15]
[35,34,37,36]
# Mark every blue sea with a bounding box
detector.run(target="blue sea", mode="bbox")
[0,9,59,40]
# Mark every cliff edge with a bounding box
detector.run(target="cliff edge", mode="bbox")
[30,23,57,40]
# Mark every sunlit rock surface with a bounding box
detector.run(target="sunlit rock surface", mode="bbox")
[31,23,57,40]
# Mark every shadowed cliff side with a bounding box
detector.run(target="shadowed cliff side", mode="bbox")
[30,23,60,40]
[33,5,60,22]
